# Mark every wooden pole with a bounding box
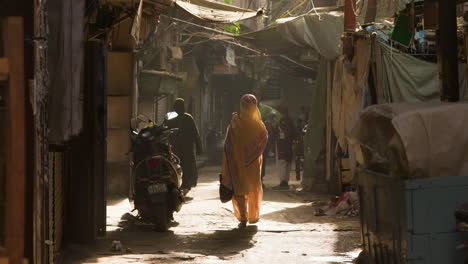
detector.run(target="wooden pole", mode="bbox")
[3,17,26,264]
[438,0,459,102]
[364,0,377,24]
[344,0,356,32]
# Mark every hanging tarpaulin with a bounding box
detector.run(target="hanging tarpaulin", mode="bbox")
[237,12,344,60]
[374,41,466,103]
[336,0,413,22]
[131,0,143,44]
[175,0,261,23]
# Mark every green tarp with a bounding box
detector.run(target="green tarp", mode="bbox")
[302,57,328,190]
[376,42,466,103]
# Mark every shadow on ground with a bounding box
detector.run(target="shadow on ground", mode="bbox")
[64,221,257,263]
[101,214,258,257]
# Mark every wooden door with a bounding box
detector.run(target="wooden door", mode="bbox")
[0,17,27,264]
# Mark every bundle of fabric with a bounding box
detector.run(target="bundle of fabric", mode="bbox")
[350,103,468,179]
[314,191,360,217]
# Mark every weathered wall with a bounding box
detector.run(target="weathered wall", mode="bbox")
[107,52,133,196]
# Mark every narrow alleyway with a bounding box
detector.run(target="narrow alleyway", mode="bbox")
[63,164,361,264]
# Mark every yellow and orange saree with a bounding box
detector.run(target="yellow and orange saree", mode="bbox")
[222,94,268,224]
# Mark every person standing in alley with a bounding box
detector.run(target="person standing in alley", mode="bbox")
[166,98,202,195]
[221,94,268,228]
[273,105,296,190]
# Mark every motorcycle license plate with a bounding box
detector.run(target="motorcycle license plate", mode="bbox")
[147,184,167,194]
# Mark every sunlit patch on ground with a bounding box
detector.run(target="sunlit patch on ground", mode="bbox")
[106,198,133,232]
[65,165,361,264]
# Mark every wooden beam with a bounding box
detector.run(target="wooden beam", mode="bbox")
[438,0,459,101]
[0,58,9,81]
[364,0,377,23]
[344,0,356,32]
[325,61,333,182]
[3,17,26,264]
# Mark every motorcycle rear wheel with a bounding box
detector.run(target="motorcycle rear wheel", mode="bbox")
[152,204,169,232]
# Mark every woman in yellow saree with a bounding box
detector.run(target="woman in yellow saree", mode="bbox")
[221,94,268,227]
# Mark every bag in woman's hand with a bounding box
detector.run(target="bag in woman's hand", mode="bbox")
[219,174,233,203]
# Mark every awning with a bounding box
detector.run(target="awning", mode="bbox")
[140,70,182,95]
[141,70,183,80]
[175,0,261,23]
[237,11,344,60]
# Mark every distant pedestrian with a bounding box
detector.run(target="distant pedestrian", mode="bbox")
[221,94,268,227]
[273,105,296,190]
[166,98,202,194]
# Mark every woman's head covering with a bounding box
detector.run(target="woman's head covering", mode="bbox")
[174,98,185,114]
[240,94,261,120]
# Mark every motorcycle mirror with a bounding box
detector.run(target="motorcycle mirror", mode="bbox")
[137,113,152,123]
[165,111,178,121]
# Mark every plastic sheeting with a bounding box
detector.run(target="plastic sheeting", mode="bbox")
[302,57,328,190]
[332,39,371,150]
[175,0,260,23]
[374,41,466,103]
[332,40,373,181]
[238,12,344,60]
[337,0,412,22]
[350,103,468,179]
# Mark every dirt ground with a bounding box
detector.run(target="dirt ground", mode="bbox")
[63,164,362,264]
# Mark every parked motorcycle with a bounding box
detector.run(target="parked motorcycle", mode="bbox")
[130,114,184,231]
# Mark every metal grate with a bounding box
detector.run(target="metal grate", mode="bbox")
[47,151,64,264]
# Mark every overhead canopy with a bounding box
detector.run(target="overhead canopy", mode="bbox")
[175,0,261,23]
[237,11,344,60]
